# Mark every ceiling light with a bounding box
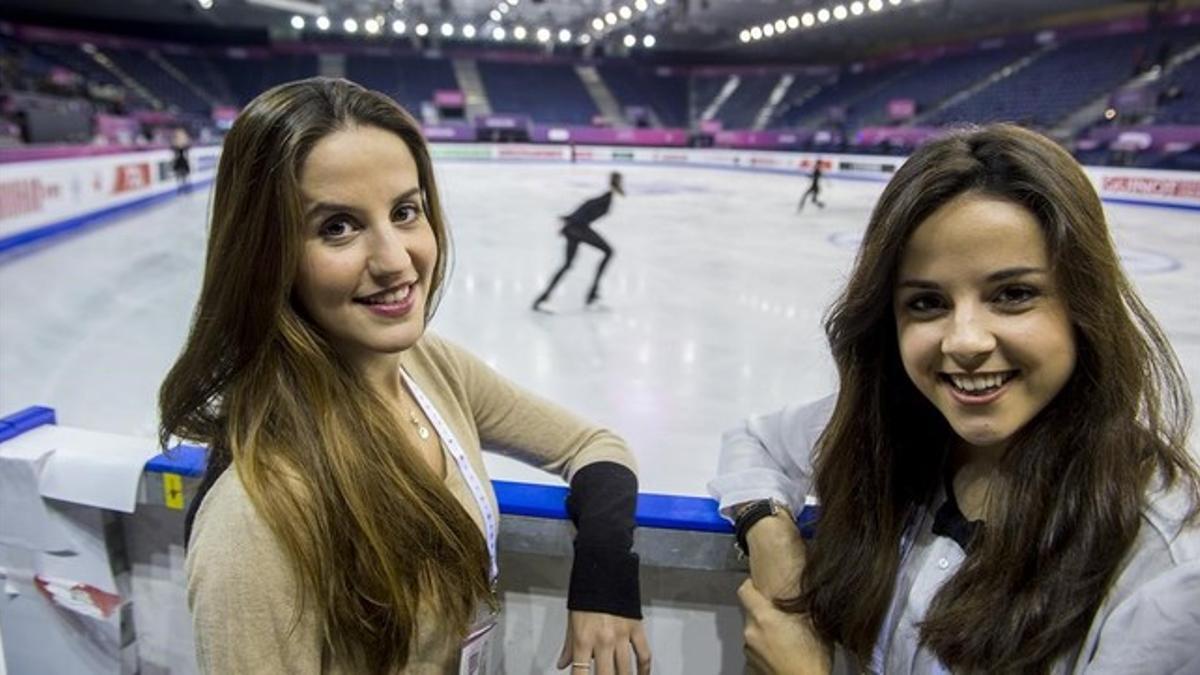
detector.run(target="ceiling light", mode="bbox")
[392,19,405,33]
[536,27,551,42]
[869,0,883,9]
[492,26,505,40]
[623,34,636,47]
[605,12,617,24]
[579,34,591,44]
[316,15,330,30]
[592,18,605,30]
[739,29,750,42]
[291,15,305,29]
[817,8,831,22]
[513,25,527,39]
[763,23,774,37]
[802,12,815,26]
[490,9,501,20]
[635,0,648,10]
[774,19,786,32]
[441,22,454,36]
[851,1,865,15]
[507,0,518,5]
[890,0,901,5]
[833,5,848,20]
[343,18,358,32]
[364,18,380,33]
[463,24,476,38]
[558,28,571,42]
[619,6,633,19]
[415,22,429,35]
[787,15,799,29]
[499,3,509,12]
[750,26,762,39]
[643,34,655,47]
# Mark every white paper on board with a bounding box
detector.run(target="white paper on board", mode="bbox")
[0,451,74,553]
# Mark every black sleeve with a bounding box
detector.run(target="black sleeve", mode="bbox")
[564,461,642,619]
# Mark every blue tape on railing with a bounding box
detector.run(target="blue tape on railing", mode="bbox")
[145,443,208,478]
[492,479,570,519]
[637,491,730,532]
[0,405,57,443]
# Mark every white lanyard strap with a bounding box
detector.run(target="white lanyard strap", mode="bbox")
[401,370,499,583]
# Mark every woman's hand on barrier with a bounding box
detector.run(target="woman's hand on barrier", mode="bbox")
[556,610,652,675]
[738,579,831,675]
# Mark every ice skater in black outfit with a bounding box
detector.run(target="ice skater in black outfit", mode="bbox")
[796,160,825,212]
[533,171,623,312]
[171,128,192,194]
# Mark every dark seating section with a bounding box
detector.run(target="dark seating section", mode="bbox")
[928,32,1169,129]
[715,74,779,130]
[346,53,458,116]
[160,51,237,106]
[1156,55,1200,124]
[843,45,1033,129]
[107,49,210,114]
[596,63,688,127]
[769,62,911,129]
[478,60,597,125]
[211,53,318,107]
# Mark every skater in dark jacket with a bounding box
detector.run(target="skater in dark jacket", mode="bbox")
[533,171,623,311]
[797,160,825,213]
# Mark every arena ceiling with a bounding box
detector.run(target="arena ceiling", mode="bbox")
[0,0,1181,62]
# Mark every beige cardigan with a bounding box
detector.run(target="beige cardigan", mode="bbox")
[186,333,636,673]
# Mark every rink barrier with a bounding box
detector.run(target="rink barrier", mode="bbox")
[1,143,1197,262]
[1,406,784,545]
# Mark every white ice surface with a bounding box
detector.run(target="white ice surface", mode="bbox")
[1,162,1197,497]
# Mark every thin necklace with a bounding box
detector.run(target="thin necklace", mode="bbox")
[407,408,432,441]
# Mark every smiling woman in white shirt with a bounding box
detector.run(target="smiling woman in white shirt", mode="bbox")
[710,124,1200,675]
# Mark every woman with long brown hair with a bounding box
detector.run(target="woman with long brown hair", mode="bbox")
[710,124,1199,673]
[160,77,650,674]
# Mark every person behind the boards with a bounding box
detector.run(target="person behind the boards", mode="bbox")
[161,77,651,674]
[711,123,1200,674]
[532,171,624,312]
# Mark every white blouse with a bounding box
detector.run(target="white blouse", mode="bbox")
[708,396,1200,674]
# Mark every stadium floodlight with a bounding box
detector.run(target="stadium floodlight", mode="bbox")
[463,24,476,38]
[392,19,406,33]
[750,26,763,40]
[851,1,864,15]
[492,26,505,40]
[623,34,636,47]
[415,22,429,36]
[763,23,774,38]
[739,29,751,42]
[787,15,800,29]
[365,18,380,33]
[605,12,618,25]
[197,0,213,9]
[316,15,330,30]
[592,18,605,30]
[833,5,848,20]
[654,0,665,4]
[536,27,551,42]
[869,0,884,9]
[441,23,454,36]
[817,8,831,22]
[802,12,815,26]
[393,0,403,7]
[890,0,901,4]
[291,15,305,29]
[247,0,324,15]
[499,3,509,12]
[580,34,592,44]
[343,18,358,32]
[559,29,572,42]
[490,9,501,20]
[507,0,519,5]
[513,25,527,39]
[619,6,633,19]
[635,0,649,11]
[643,34,655,47]
[774,19,786,32]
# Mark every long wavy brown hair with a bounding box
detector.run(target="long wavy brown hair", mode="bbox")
[159,78,492,672]
[788,124,1198,672]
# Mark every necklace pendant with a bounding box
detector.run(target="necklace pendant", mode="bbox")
[418,426,431,440]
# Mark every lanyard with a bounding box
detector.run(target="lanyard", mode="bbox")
[401,369,500,583]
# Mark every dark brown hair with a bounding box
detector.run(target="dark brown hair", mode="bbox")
[790,123,1197,672]
[159,77,491,672]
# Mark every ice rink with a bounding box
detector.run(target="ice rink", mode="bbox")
[2,159,1198,497]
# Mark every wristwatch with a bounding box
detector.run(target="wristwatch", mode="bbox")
[733,499,791,558]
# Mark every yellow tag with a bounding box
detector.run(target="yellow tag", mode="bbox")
[163,473,184,510]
